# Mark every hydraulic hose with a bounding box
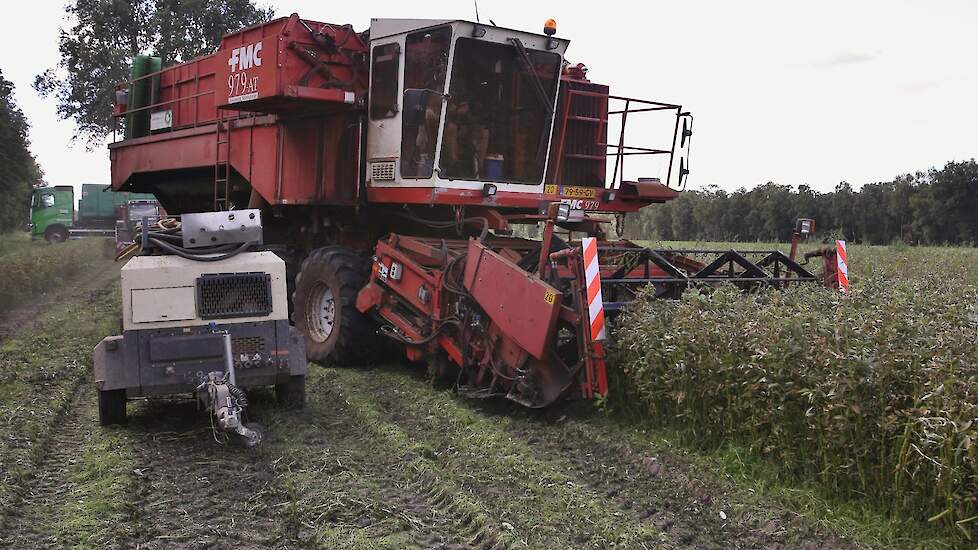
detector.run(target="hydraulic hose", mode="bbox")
[148,237,255,262]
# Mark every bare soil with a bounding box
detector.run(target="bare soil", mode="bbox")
[0,260,872,549]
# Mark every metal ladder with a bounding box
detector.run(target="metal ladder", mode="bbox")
[213,109,232,211]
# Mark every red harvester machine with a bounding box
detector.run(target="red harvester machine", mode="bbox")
[110,15,831,407]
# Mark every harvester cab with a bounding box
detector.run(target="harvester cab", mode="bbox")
[361,18,694,217]
[365,20,567,193]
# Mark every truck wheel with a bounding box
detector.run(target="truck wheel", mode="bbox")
[293,247,372,366]
[98,389,127,426]
[45,226,69,244]
[275,375,305,409]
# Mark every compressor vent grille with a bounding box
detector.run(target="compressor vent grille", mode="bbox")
[232,336,266,356]
[370,161,396,181]
[196,272,272,319]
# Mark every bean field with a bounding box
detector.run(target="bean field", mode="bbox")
[614,242,978,545]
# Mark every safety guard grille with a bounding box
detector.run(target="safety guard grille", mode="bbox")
[196,272,273,319]
[370,161,396,181]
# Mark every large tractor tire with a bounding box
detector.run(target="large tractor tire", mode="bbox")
[293,246,373,366]
[44,225,69,244]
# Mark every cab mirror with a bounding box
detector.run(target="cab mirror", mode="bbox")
[402,88,430,127]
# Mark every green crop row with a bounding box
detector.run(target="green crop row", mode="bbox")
[0,237,109,311]
[611,244,978,542]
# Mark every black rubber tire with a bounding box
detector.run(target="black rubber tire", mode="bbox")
[97,389,127,426]
[44,226,69,244]
[275,375,306,409]
[293,246,373,366]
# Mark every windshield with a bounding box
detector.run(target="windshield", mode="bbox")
[128,203,158,220]
[439,37,561,184]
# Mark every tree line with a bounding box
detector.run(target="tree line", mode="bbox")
[625,160,978,245]
[0,68,42,233]
[34,0,273,145]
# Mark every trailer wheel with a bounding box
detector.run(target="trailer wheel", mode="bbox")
[97,389,127,426]
[275,375,306,409]
[293,246,372,366]
[44,226,69,244]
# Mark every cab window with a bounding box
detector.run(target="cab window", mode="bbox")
[400,27,451,178]
[439,38,561,184]
[370,43,400,120]
[41,194,55,208]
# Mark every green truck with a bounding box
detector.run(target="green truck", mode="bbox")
[29,184,156,243]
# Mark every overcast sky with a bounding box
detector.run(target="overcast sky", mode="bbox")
[0,0,975,195]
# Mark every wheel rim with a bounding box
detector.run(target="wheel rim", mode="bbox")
[305,282,335,343]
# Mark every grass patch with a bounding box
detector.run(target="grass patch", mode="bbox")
[0,231,36,257]
[0,236,110,311]
[54,429,137,548]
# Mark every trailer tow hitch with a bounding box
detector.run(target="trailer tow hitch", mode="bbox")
[196,328,263,447]
[196,372,262,447]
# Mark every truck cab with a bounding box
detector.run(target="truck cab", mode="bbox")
[115,199,164,246]
[28,186,74,243]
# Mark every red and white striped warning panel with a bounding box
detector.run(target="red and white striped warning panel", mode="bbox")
[582,237,606,340]
[836,240,849,293]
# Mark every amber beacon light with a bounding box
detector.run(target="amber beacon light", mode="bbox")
[544,18,557,36]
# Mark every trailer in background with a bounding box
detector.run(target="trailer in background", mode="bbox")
[28,184,156,243]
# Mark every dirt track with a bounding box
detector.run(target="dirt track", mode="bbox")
[0,261,866,549]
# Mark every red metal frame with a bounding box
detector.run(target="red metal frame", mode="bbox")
[356,228,608,407]
[109,13,684,216]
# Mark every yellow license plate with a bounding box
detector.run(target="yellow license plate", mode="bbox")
[544,185,597,199]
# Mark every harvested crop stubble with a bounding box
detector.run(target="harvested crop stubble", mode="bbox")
[612,246,978,540]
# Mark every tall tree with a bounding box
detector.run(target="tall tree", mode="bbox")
[0,68,42,233]
[34,0,273,145]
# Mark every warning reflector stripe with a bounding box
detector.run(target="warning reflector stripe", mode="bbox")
[582,237,606,341]
[836,240,849,293]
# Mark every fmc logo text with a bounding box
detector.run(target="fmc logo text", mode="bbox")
[228,42,263,72]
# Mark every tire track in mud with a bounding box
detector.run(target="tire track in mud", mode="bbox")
[0,266,118,522]
[501,411,861,550]
[120,398,289,550]
[0,386,102,548]
[329,367,667,549]
[266,372,496,549]
[335,366,868,550]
